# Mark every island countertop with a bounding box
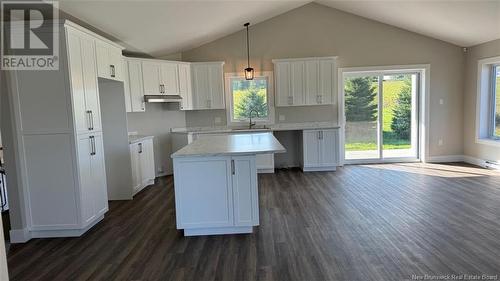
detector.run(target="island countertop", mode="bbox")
[171,132,286,158]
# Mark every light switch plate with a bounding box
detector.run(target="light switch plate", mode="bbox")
[439,98,444,105]
[438,139,443,146]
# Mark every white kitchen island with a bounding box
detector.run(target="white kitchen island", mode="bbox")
[171,132,285,236]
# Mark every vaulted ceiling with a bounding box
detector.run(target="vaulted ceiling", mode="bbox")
[58,0,500,57]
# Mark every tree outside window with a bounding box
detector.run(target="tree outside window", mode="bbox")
[231,78,268,121]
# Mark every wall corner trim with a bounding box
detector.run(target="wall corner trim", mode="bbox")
[10,228,32,243]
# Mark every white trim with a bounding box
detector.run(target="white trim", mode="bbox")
[426,155,465,163]
[337,64,430,165]
[9,228,31,243]
[345,158,421,165]
[476,56,500,145]
[224,71,275,126]
[272,56,338,63]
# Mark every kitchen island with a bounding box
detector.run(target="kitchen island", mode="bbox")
[171,132,285,236]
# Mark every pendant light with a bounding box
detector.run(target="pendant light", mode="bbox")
[243,22,254,80]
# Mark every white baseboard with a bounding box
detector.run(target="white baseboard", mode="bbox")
[10,228,31,243]
[426,155,497,169]
[426,155,465,163]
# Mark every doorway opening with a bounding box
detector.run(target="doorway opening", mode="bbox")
[339,66,428,164]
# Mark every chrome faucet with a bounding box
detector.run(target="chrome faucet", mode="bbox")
[249,108,258,129]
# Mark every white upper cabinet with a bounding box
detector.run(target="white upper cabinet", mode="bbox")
[191,62,225,110]
[66,28,102,134]
[273,57,337,106]
[178,63,193,110]
[142,61,180,96]
[161,63,180,95]
[124,59,145,112]
[95,40,124,81]
[142,61,163,96]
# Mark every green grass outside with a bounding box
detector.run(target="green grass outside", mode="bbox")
[346,79,411,151]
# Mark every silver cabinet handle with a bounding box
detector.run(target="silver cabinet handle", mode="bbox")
[317,95,322,104]
[110,65,115,78]
[138,143,143,154]
[288,96,293,105]
[231,159,235,175]
[89,136,96,156]
[86,110,93,131]
[320,131,323,140]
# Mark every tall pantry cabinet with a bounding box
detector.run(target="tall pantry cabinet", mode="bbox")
[6,21,121,242]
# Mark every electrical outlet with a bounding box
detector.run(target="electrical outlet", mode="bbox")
[214,117,222,124]
[438,139,443,146]
[279,115,285,121]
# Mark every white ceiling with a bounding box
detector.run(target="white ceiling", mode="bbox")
[317,0,500,48]
[58,0,309,56]
[58,0,500,57]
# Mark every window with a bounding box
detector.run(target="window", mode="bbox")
[492,65,500,138]
[476,56,500,145]
[225,72,274,125]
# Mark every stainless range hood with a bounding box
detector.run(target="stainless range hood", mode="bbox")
[144,95,182,103]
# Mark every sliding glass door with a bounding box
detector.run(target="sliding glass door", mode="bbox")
[344,72,419,163]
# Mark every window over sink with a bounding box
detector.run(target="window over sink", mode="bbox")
[225,72,274,125]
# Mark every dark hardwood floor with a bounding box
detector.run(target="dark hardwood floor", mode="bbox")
[7,163,500,281]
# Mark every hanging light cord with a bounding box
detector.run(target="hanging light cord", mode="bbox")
[245,22,250,68]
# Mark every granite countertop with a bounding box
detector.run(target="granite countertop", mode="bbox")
[171,122,340,134]
[128,135,154,144]
[171,132,286,158]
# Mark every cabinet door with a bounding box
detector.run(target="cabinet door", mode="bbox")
[91,134,108,216]
[191,65,210,109]
[66,31,88,134]
[232,156,258,226]
[305,60,319,105]
[178,63,192,110]
[80,36,102,132]
[108,47,124,81]
[123,61,132,112]
[77,135,95,225]
[319,129,339,167]
[173,157,233,228]
[161,63,179,95]
[303,130,320,167]
[208,64,224,109]
[142,62,162,96]
[127,60,145,112]
[275,62,291,106]
[319,60,334,104]
[291,61,305,106]
[95,41,110,79]
[139,140,155,185]
[130,143,142,192]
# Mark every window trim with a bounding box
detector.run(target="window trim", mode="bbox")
[489,64,499,140]
[224,71,275,126]
[476,56,500,147]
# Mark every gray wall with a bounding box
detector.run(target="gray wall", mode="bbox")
[98,79,134,200]
[181,3,465,157]
[126,104,186,175]
[463,39,500,162]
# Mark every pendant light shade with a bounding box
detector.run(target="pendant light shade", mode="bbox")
[244,22,254,80]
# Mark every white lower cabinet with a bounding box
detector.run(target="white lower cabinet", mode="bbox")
[78,133,109,226]
[300,129,339,171]
[130,138,155,195]
[173,155,259,235]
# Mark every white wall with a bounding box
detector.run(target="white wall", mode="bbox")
[126,104,186,175]
[181,3,465,158]
[463,39,500,162]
